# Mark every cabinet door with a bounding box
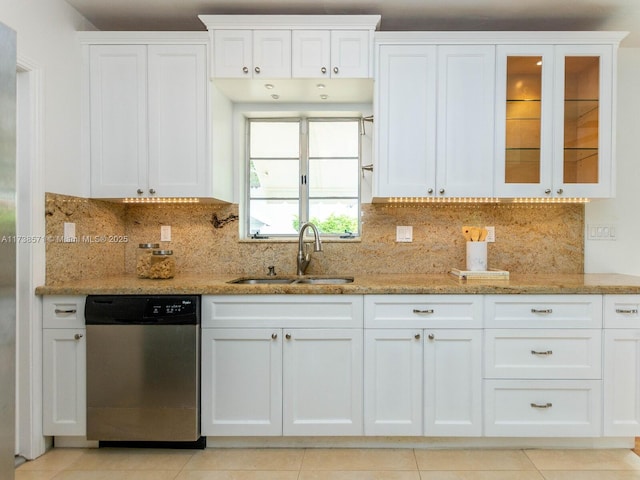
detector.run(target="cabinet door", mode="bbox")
[213,30,252,78]
[435,46,495,197]
[292,30,331,78]
[201,328,282,436]
[554,45,613,198]
[89,45,147,198]
[364,329,423,435]
[604,329,640,436]
[253,30,291,78]
[494,45,554,197]
[283,329,363,435]
[374,44,437,197]
[42,329,86,436]
[331,30,370,78]
[148,45,208,197]
[424,329,482,436]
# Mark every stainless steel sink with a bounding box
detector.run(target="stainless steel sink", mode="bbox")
[293,277,354,284]
[228,276,354,285]
[228,278,295,285]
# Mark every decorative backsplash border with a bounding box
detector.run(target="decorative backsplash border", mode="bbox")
[45,193,584,284]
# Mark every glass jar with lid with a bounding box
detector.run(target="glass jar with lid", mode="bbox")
[149,250,175,279]
[136,243,159,278]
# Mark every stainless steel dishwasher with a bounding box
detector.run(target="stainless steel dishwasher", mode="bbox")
[85,295,202,446]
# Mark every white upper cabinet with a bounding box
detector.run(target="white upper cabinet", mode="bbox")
[374,38,494,198]
[375,32,625,199]
[84,34,211,199]
[374,44,437,198]
[201,15,380,80]
[495,40,621,198]
[292,30,371,78]
[214,29,291,78]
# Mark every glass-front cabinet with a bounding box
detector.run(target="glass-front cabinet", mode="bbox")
[495,43,615,198]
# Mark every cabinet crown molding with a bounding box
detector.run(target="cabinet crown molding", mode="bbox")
[199,14,381,31]
[77,31,209,45]
[375,31,629,45]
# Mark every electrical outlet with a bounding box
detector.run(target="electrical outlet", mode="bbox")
[587,224,617,241]
[63,222,76,243]
[396,226,413,242]
[485,226,495,243]
[161,225,172,242]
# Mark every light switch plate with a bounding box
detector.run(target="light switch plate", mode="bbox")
[63,222,76,243]
[160,225,171,242]
[396,226,413,242]
[485,226,496,243]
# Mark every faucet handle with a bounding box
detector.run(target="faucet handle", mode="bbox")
[267,266,276,276]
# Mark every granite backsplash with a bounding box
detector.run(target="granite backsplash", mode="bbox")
[45,192,584,284]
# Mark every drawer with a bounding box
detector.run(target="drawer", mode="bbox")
[484,379,602,437]
[485,295,602,328]
[604,295,640,328]
[202,295,363,328]
[365,295,482,328]
[43,295,86,328]
[485,329,602,379]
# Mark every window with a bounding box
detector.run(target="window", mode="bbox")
[246,118,360,238]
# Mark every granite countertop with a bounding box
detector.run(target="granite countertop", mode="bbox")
[35,273,640,296]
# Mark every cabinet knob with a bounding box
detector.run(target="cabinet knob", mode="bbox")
[333,66,339,74]
[242,66,249,74]
[439,188,445,195]
[427,188,434,194]
[428,334,435,340]
[255,66,261,74]
[557,188,564,195]
[414,333,421,340]
[271,333,278,340]
[285,333,292,340]
[544,189,551,195]
[321,67,327,74]
[137,189,144,195]
[74,334,83,340]
[149,188,156,195]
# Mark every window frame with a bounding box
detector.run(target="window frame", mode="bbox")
[244,116,362,239]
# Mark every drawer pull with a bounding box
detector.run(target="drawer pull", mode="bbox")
[531,308,553,314]
[530,402,553,409]
[413,309,434,315]
[531,350,553,356]
[54,308,77,315]
[616,308,638,314]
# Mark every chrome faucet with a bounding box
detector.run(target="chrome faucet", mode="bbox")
[297,222,323,275]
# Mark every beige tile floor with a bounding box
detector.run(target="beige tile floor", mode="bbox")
[15,447,640,480]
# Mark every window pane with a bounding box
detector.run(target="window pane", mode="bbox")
[309,158,359,197]
[250,159,299,199]
[249,199,299,235]
[309,121,359,158]
[250,121,300,158]
[309,199,359,235]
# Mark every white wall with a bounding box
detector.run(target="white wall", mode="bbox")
[0,0,95,196]
[585,47,640,274]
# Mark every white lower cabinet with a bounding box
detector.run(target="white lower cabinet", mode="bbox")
[42,296,87,436]
[484,295,603,438]
[603,295,640,436]
[364,329,423,435]
[484,379,602,437]
[201,328,283,436]
[424,329,483,436]
[201,295,364,436]
[364,295,483,436]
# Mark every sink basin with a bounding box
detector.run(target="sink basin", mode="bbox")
[294,277,354,284]
[228,278,295,285]
[228,276,354,285]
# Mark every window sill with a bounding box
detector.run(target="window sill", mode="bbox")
[239,237,361,244]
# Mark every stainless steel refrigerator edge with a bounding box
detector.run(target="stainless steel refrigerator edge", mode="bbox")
[0,20,17,480]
